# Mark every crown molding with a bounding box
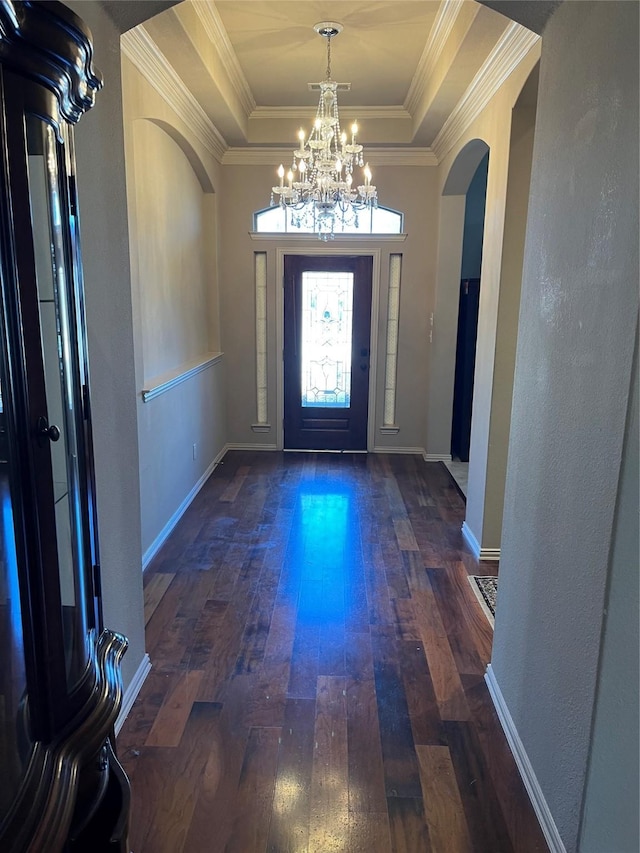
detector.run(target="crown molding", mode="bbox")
[190,0,256,117]
[366,148,438,166]
[222,146,437,167]
[432,22,540,162]
[250,105,412,122]
[121,26,227,163]
[222,147,298,165]
[405,0,468,115]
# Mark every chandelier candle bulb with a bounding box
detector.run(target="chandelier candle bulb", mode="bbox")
[278,164,284,187]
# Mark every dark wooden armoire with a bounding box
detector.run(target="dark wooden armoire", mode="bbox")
[0,2,130,850]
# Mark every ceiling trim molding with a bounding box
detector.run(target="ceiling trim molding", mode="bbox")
[366,148,438,166]
[432,22,540,162]
[405,0,468,115]
[249,233,408,243]
[250,105,412,122]
[222,147,437,166]
[190,0,256,117]
[222,147,302,165]
[121,26,227,163]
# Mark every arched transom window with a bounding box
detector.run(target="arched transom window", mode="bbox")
[254,202,403,235]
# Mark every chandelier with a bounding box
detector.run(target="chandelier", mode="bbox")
[270,22,378,240]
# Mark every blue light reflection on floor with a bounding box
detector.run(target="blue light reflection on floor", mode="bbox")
[294,478,356,626]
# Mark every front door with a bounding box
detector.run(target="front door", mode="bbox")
[284,255,372,450]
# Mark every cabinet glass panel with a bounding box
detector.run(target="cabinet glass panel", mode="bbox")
[26,116,90,690]
[0,377,30,822]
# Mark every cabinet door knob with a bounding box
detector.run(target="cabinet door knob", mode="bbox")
[37,416,61,442]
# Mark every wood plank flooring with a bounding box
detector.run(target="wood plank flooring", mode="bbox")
[117,451,548,853]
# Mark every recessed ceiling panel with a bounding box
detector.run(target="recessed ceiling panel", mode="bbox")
[214,1,439,107]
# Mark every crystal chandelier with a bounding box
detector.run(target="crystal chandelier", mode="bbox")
[271,22,378,240]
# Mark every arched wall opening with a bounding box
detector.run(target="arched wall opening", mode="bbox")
[426,138,489,468]
[452,152,489,464]
[428,62,539,561]
[460,62,539,558]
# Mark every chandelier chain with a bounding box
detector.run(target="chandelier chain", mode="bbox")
[326,36,332,80]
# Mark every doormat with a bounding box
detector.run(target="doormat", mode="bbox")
[468,575,498,627]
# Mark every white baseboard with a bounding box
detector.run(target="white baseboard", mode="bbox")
[479,547,501,562]
[225,442,278,451]
[424,453,453,462]
[461,522,500,562]
[485,665,566,853]
[372,445,426,455]
[142,446,226,570]
[115,653,151,736]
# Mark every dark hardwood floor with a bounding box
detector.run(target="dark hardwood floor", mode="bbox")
[117,451,548,853]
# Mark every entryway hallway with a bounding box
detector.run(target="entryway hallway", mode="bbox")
[117,451,547,851]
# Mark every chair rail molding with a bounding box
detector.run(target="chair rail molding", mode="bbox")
[142,352,223,402]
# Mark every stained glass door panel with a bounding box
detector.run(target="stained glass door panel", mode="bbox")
[284,255,372,450]
[301,272,353,408]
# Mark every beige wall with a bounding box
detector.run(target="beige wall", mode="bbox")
[122,58,226,561]
[426,194,465,456]
[493,2,639,849]
[483,101,536,547]
[432,40,541,553]
[579,329,638,852]
[132,119,209,377]
[218,164,438,452]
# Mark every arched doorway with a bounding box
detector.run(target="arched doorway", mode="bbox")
[426,138,490,493]
[427,64,540,559]
[451,152,489,465]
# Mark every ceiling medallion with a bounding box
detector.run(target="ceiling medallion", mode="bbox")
[271,22,378,240]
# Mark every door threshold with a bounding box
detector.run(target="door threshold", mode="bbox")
[282,448,368,454]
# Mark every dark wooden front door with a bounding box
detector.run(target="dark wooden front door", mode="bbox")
[284,255,373,450]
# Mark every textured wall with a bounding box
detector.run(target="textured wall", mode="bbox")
[483,102,536,548]
[121,58,225,560]
[132,120,209,378]
[66,0,145,690]
[426,195,466,455]
[579,331,639,851]
[493,2,639,850]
